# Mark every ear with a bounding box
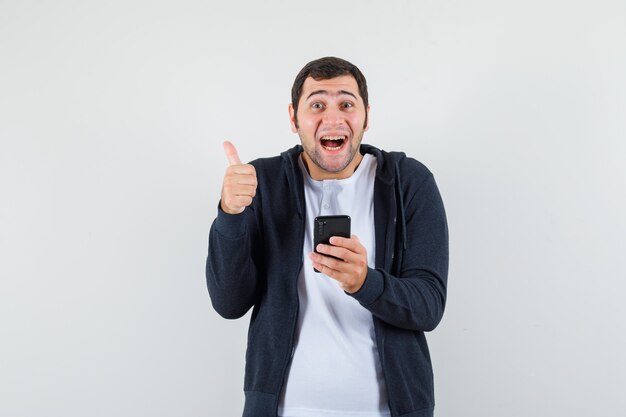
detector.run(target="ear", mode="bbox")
[364,104,371,131]
[288,103,298,133]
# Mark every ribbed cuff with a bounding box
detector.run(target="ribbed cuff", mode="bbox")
[349,267,384,306]
[214,202,249,239]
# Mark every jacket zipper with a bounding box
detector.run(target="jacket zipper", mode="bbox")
[376,179,399,415]
[274,217,304,416]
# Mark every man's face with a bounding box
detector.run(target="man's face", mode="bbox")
[289,75,369,180]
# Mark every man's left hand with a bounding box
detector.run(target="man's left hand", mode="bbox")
[309,235,368,294]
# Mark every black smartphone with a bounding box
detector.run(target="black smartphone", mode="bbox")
[313,215,351,273]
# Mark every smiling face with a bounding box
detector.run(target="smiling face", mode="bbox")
[289,75,370,180]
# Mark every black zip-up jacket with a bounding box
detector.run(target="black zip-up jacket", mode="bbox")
[207,144,449,417]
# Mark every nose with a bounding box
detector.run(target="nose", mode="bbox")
[321,105,345,127]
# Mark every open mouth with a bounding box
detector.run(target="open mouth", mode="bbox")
[320,135,347,151]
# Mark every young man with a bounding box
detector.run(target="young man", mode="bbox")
[207,57,449,417]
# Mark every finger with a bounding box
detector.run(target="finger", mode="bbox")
[221,192,254,214]
[311,249,355,273]
[311,256,355,289]
[328,235,364,253]
[316,243,346,259]
[224,171,257,187]
[229,195,254,208]
[227,184,257,198]
[316,238,368,269]
[310,253,341,275]
[317,245,363,267]
[223,140,242,166]
[227,164,256,176]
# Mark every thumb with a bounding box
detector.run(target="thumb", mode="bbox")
[223,140,242,166]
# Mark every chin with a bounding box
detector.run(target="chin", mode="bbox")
[318,155,353,173]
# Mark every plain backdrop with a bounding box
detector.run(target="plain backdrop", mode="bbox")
[1,1,625,416]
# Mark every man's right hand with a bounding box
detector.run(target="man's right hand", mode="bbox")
[220,141,258,214]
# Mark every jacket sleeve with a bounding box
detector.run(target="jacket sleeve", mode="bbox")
[206,204,261,319]
[350,173,449,332]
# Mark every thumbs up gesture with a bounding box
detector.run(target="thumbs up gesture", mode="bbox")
[220,141,258,214]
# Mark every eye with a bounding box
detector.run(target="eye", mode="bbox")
[341,101,354,109]
[311,102,324,110]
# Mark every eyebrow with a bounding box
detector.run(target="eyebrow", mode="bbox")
[306,89,357,100]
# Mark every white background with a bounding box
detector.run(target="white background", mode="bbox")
[1,1,625,416]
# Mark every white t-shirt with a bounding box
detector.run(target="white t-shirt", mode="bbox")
[278,154,390,417]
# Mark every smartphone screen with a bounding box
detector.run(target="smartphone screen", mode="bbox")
[313,215,351,273]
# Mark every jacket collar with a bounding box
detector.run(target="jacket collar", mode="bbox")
[280,144,405,270]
